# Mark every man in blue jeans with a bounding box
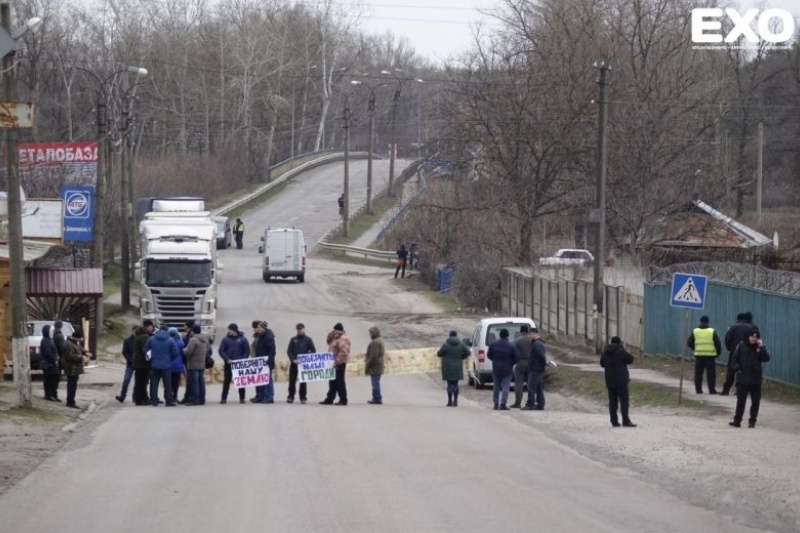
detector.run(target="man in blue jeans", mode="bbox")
[251,321,276,403]
[144,326,179,406]
[522,328,547,411]
[364,326,385,404]
[115,324,138,403]
[487,329,519,410]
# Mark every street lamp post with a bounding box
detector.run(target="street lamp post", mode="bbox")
[350,78,387,215]
[342,94,351,237]
[1,3,42,406]
[384,73,423,198]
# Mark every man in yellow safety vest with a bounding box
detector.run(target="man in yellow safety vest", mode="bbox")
[687,315,722,394]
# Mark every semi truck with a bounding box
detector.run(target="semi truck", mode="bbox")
[136,209,222,340]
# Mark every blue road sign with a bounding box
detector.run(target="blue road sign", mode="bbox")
[671,272,707,310]
[60,185,95,242]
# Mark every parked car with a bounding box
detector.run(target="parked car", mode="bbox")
[212,215,232,250]
[463,317,537,389]
[258,228,306,282]
[539,248,594,266]
[26,320,75,371]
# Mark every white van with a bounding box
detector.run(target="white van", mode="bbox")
[463,317,537,389]
[258,228,306,282]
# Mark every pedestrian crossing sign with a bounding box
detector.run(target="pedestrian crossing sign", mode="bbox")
[670,273,707,310]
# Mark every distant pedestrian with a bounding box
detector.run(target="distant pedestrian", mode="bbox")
[687,315,722,394]
[286,323,316,404]
[183,324,209,406]
[145,326,179,407]
[40,324,61,402]
[53,320,68,383]
[365,326,385,405]
[178,320,196,404]
[233,217,245,249]
[320,323,351,405]
[487,328,519,410]
[510,325,532,408]
[219,323,250,404]
[116,324,138,403]
[437,330,470,407]
[337,194,344,216]
[251,321,277,404]
[64,329,91,409]
[522,328,547,411]
[168,327,185,404]
[722,313,751,396]
[600,336,636,427]
[394,244,408,279]
[249,320,261,403]
[133,320,155,406]
[408,242,418,270]
[729,327,770,428]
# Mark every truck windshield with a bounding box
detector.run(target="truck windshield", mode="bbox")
[146,260,212,287]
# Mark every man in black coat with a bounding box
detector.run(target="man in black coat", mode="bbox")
[286,323,316,404]
[487,328,519,410]
[729,326,771,428]
[115,324,138,403]
[522,328,547,411]
[600,336,636,427]
[722,313,751,395]
[251,321,276,403]
[132,320,155,406]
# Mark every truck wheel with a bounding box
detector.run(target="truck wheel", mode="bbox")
[298,275,305,283]
[263,274,270,283]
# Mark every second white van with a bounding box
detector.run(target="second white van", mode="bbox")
[258,228,306,282]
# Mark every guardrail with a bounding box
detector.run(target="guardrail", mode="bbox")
[211,151,370,217]
[315,241,397,262]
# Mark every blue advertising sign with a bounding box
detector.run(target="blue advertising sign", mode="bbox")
[670,272,707,310]
[60,185,95,242]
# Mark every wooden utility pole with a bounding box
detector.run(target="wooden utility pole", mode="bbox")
[757,122,763,224]
[343,97,350,237]
[367,91,375,214]
[120,110,131,310]
[593,61,610,354]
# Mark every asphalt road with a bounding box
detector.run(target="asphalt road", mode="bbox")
[0,161,774,532]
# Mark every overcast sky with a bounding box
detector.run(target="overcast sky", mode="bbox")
[360,0,800,64]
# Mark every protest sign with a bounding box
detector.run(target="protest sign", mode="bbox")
[231,356,271,388]
[298,352,336,383]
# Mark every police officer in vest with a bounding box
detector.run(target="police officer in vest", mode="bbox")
[233,218,245,249]
[687,315,722,394]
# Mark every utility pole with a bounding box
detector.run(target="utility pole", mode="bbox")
[120,109,131,310]
[757,121,763,224]
[342,97,350,237]
[593,61,610,354]
[387,86,400,197]
[367,91,375,214]
[94,102,106,334]
[2,2,30,406]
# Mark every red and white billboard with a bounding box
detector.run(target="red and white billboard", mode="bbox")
[18,141,98,185]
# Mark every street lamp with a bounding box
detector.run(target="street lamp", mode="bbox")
[1,2,43,406]
[351,78,387,214]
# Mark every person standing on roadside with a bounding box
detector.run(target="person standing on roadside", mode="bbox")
[177,320,196,404]
[394,244,408,279]
[40,325,61,402]
[722,313,751,396]
[487,328,519,411]
[145,326,179,407]
[183,324,209,406]
[252,321,277,404]
[115,324,138,404]
[53,320,68,387]
[64,329,91,409]
[437,330,470,407]
[133,320,155,406]
[219,323,250,404]
[233,217,245,249]
[600,336,637,427]
[729,327,771,428]
[365,326,385,405]
[287,323,316,404]
[522,328,547,411]
[320,323,351,405]
[168,328,185,404]
[510,325,532,408]
[687,315,722,394]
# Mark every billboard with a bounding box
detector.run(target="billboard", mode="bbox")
[60,185,95,242]
[21,199,64,240]
[19,141,98,185]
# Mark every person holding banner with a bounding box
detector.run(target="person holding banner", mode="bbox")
[251,321,277,404]
[365,326,385,405]
[320,323,351,405]
[220,323,251,404]
[287,323,317,404]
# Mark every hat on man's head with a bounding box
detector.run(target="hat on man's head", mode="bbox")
[520,324,530,333]
[184,319,195,328]
[257,321,269,330]
[191,324,202,334]
[168,327,179,336]
[333,322,344,331]
[296,323,305,329]
[448,330,458,337]
[700,315,710,324]
[744,312,753,322]
[499,328,509,338]
[143,319,155,328]
[736,313,746,321]
[54,320,63,329]
[530,327,539,333]
[611,336,622,344]
[228,323,239,332]
[749,326,761,338]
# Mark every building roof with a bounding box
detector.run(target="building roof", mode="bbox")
[653,200,773,249]
[25,268,103,297]
[0,239,55,262]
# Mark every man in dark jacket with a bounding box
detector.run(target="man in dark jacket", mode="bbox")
[600,336,636,427]
[145,326,179,406]
[394,244,408,279]
[219,323,250,404]
[365,326,385,405]
[183,324,209,405]
[487,328,519,410]
[729,327,771,428]
[510,325,532,408]
[40,324,61,402]
[64,329,91,409]
[133,320,155,406]
[115,324,138,403]
[437,330,470,407]
[252,321,276,403]
[722,313,751,395]
[286,323,316,404]
[53,320,68,376]
[687,315,722,394]
[522,328,547,411]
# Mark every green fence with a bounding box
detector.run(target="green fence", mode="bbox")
[644,282,800,387]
